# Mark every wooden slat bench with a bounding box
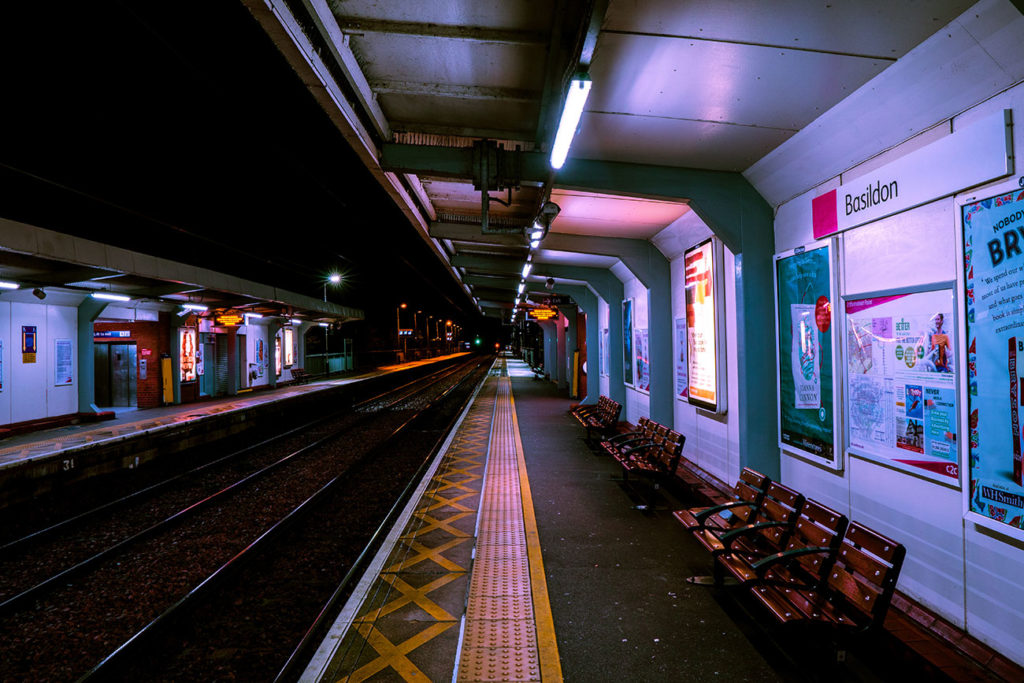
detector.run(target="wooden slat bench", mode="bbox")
[674,467,771,541]
[289,367,311,384]
[570,396,610,426]
[611,429,685,510]
[581,397,622,443]
[599,416,657,459]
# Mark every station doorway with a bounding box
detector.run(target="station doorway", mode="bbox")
[94,342,138,408]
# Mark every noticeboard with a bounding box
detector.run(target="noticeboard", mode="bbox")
[775,242,838,467]
[963,189,1024,532]
[844,286,958,482]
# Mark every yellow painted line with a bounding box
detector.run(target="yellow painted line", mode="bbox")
[508,379,564,682]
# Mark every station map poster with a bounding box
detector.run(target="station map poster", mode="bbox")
[675,317,689,399]
[622,299,634,386]
[685,239,720,411]
[600,328,609,376]
[636,328,650,392]
[845,288,957,480]
[54,338,74,386]
[179,328,197,383]
[963,190,1024,530]
[776,244,836,465]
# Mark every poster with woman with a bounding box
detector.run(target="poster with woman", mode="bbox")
[622,299,634,386]
[179,328,197,382]
[636,328,650,392]
[963,189,1024,531]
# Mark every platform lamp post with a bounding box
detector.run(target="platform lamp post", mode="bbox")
[396,303,408,361]
[446,320,452,354]
[414,310,422,353]
[323,273,341,376]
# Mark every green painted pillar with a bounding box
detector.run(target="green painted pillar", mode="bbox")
[267,320,282,389]
[169,317,183,404]
[559,286,599,404]
[76,297,107,414]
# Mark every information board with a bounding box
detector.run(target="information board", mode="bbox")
[963,189,1024,530]
[685,239,721,412]
[622,299,634,386]
[675,317,689,399]
[845,288,958,480]
[776,243,837,466]
[54,338,74,386]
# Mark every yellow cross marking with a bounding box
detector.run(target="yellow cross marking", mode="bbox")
[418,491,475,514]
[402,511,472,539]
[355,572,463,623]
[345,622,453,682]
[385,537,469,573]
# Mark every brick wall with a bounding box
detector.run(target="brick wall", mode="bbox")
[93,316,170,409]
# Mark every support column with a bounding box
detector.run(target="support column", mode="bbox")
[226,328,239,396]
[169,317,183,404]
[558,286,599,404]
[267,320,282,389]
[562,304,579,398]
[539,320,556,380]
[555,312,567,389]
[76,297,107,415]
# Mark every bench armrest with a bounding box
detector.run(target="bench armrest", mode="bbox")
[751,545,833,575]
[693,500,755,525]
[719,521,789,550]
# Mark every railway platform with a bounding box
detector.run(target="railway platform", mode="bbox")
[302,356,1020,682]
[0,353,470,508]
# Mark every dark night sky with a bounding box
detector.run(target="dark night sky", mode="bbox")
[0,1,492,335]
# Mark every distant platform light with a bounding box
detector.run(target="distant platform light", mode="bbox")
[181,303,208,311]
[91,292,131,302]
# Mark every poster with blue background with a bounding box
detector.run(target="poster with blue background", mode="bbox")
[963,189,1024,529]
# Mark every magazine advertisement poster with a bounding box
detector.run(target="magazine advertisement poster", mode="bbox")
[963,190,1024,530]
[776,243,837,466]
[636,329,650,392]
[844,288,958,481]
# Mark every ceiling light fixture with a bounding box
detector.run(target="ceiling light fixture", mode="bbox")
[181,303,208,311]
[91,292,131,302]
[290,318,303,325]
[550,74,592,170]
[0,280,19,290]
[521,263,532,278]
[517,282,525,294]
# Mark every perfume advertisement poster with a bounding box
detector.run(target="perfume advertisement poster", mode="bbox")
[776,245,835,464]
[963,190,1024,529]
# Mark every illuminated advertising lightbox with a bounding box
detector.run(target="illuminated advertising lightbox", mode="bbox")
[179,328,197,383]
[275,336,282,376]
[284,327,295,367]
[684,239,722,412]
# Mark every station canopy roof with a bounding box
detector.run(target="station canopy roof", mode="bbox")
[0,219,363,324]
[244,0,981,317]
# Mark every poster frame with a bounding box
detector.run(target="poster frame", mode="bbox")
[841,282,961,487]
[179,327,197,383]
[685,237,727,414]
[622,298,634,387]
[773,238,842,470]
[54,338,74,386]
[957,180,1024,542]
[600,328,609,377]
[674,317,689,401]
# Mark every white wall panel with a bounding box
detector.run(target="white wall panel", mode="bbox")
[964,525,1024,661]
[850,457,965,626]
[780,456,851,519]
[46,305,77,418]
[598,298,609,398]
[11,302,48,424]
[843,199,955,296]
[0,302,11,426]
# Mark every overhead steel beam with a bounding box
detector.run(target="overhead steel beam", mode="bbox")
[450,253,524,274]
[31,266,120,286]
[464,274,521,289]
[129,283,206,298]
[469,286,514,300]
[430,221,526,246]
[369,80,538,103]
[391,121,536,143]
[333,18,548,45]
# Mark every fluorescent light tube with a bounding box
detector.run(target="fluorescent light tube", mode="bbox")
[531,239,540,249]
[518,282,525,294]
[0,281,19,290]
[182,303,208,311]
[244,312,263,319]
[318,322,329,327]
[522,263,532,278]
[550,75,592,170]
[91,292,131,302]
[290,318,303,324]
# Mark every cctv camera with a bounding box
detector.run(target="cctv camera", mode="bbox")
[32,288,46,300]
[545,278,555,290]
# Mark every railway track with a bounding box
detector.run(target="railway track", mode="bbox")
[0,358,487,681]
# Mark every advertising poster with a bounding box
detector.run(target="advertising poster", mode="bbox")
[196,341,204,377]
[275,336,282,376]
[963,190,1024,529]
[776,244,835,465]
[22,325,37,363]
[686,239,720,411]
[675,317,689,399]
[601,328,609,376]
[622,299,634,386]
[636,329,650,392]
[0,339,4,391]
[54,338,73,386]
[284,327,295,367]
[256,338,265,377]
[179,328,197,382]
[845,289,957,480]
